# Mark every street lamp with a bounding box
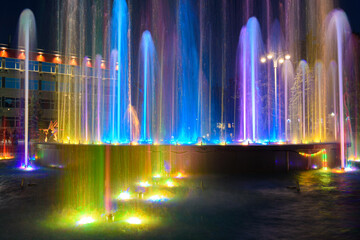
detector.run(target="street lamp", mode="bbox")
[260,52,290,141]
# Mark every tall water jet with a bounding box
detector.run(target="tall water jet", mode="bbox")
[18,9,36,167]
[95,55,103,143]
[299,61,309,141]
[281,60,294,141]
[137,30,157,143]
[111,0,130,143]
[325,9,352,169]
[237,17,264,141]
[176,0,200,143]
[268,20,285,141]
[235,26,247,141]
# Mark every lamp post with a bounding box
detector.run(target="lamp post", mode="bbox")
[261,53,291,141]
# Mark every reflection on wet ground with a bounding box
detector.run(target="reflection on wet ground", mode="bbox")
[0,159,360,239]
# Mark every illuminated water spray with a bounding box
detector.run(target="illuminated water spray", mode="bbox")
[177,0,200,143]
[236,17,264,141]
[138,31,157,143]
[18,9,36,167]
[326,10,351,169]
[111,0,130,143]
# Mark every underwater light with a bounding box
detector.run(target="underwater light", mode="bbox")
[19,165,35,171]
[76,216,95,225]
[139,181,151,187]
[153,174,161,179]
[175,172,184,179]
[126,217,142,225]
[166,180,175,187]
[345,166,356,172]
[148,195,168,202]
[118,191,131,200]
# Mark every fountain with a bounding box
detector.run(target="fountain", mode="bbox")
[11,0,355,220]
[325,9,352,169]
[18,9,36,168]
[137,30,157,143]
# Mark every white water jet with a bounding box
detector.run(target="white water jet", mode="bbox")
[18,9,36,167]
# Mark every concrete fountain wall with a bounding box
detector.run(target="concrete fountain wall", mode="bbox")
[36,143,340,175]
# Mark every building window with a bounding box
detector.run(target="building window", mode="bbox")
[5,78,20,89]
[5,58,20,69]
[42,62,56,73]
[58,64,71,74]
[29,80,39,90]
[29,61,39,71]
[2,97,16,108]
[41,80,56,91]
[40,99,55,109]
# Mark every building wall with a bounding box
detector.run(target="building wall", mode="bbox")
[0,55,57,139]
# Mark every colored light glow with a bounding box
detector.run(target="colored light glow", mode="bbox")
[126,217,142,225]
[153,174,161,178]
[0,50,8,58]
[19,165,35,171]
[345,166,356,172]
[86,59,92,67]
[101,60,106,69]
[166,179,175,187]
[18,52,25,60]
[0,155,14,160]
[70,57,77,66]
[260,57,266,63]
[267,54,273,59]
[312,165,318,169]
[175,172,184,179]
[279,58,284,64]
[53,56,61,64]
[285,54,291,60]
[37,54,44,62]
[76,216,95,225]
[139,181,151,187]
[241,141,249,145]
[148,194,168,202]
[219,141,226,146]
[130,141,139,145]
[332,168,345,174]
[118,191,131,200]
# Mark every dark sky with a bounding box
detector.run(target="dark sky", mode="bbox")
[0,0,359,51]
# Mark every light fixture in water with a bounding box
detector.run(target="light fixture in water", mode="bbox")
[175,172,184,179]
[118,191,131,200]
[139,181,151,187]
[165,179,175,188]
[345,166,356,172]
[148,195,168,202]
[76,216,95,225]
[126,217,142,225]
[19,165,35,171]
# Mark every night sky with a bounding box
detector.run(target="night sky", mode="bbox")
[0,0,359,51]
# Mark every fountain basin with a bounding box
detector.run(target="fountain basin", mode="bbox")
[35,143,340,174]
